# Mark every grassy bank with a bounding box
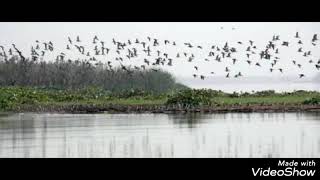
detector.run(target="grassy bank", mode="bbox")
[1,87,320,113]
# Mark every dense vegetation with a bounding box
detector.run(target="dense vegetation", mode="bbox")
[1,87,320,112]
[0,56,188,93]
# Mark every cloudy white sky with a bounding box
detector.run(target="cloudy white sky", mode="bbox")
[1,22,320,91]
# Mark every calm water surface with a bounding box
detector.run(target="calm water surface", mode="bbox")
[0,112,320,158]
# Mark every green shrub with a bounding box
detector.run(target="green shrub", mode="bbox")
[303,97,320,105]
[166,89,214,107]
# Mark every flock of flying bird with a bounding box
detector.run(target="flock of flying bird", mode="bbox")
[1,31,320,80]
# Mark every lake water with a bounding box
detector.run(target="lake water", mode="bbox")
[178,76,320,93]
[0,112,320,158]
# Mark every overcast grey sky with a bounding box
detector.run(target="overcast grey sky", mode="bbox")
[1,22,320,91]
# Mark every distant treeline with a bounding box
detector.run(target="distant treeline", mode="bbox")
[0,56,188,93]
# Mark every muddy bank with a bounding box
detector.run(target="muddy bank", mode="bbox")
[7,103,320,114]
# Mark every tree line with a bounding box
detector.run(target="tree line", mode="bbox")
[0,56,187,93]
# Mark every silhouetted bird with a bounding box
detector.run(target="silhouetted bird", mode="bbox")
[279,68,283,73]
[232,58,237,64]
[312,34,318,42]
[144,59,150,65]
[68,37,72,44]
[167,59,173,66]
[93,37,98,44]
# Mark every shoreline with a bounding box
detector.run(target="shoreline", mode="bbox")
[5,104,320,114]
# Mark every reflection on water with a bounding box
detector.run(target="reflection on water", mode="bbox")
[0,112,320,158]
